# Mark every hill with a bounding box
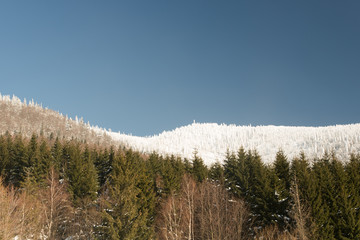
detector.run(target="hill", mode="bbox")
[105,122,360,165]
[0,94,114,146]
[1,93,360,165]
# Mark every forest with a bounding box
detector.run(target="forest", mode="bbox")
[0,133,359,239]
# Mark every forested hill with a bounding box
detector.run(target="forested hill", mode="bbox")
[103,123,360,165]
[0,94,114,146]
[2,93,360,165]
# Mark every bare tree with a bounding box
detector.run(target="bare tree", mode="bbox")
[157,176,250,240]
[157,175,196,240]
[39,167,73,239]
[254,224,296,240]
[0,179,44,239]
[0,182,21,239]
[290,175,313,240]
[196,181,249,240]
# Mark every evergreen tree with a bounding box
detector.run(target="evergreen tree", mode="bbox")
[51,137,62,172]
[330,154,360,239]
[66,144,98,204]
[96,146,115,187]
[9,135,28,187]
[247,150,275,227]
[34,140,51,185]
[344,154,360,239]
[208,161,224,184]
[191,150,208,183]
[100,149,154,239]
[223,147,250,199]
[311,154,336,239]
[273,150,291,229]
[159,155,183,196]
[0,135,9,178]
[224,149,240,196]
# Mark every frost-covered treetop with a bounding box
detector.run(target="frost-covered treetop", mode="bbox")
[105,122,360,165]
[2,93,359,165]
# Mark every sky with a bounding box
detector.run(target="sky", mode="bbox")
[1,1,359,136]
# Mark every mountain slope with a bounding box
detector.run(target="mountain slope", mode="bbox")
[1,93,360,165]
[105,123,360,165]
[0,94,114,146]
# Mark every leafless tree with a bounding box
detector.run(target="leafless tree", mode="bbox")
[39,167,73,239]
[0,179,44,239]
[157,176,250,240]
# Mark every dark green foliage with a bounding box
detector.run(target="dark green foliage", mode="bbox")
[209,161,224,184]
[95,146,115,188]
[0,135,10,178]
[9,135,28,187]
[272,150,291,229]
[100,149,155,239]
[51,137,62,171]
[224,148,277,228]
[66,145,99,204]
[159,155,185,195]
[191,150,208,182]
[1,132,360,239]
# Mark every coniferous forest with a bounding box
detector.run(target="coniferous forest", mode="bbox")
[0,133,360,239]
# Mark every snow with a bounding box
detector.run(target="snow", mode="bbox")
[1,93,359,166]
[95,123,360,165]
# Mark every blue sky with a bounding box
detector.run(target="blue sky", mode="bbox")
[1,1,359,136]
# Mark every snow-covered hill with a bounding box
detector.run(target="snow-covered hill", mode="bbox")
[102,122,360,165]
[1,93,359,165]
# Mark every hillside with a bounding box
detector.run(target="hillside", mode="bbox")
[105,122,360,165]
[1,93,360,165]
[0,94,114,146]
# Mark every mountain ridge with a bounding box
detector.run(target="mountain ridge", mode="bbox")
[1,93,360,165]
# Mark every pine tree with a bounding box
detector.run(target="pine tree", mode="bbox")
[0,135,9,178]
[9,135,28,187]
[224,149,240,197]
[191,150,208,183]
[311,154,336,239]
[100,149,154,239]
[330,154,360,239]
[223,147,251,199]
[66,144,98,204]
[273,150,291,229]
[33,140,51,185]
[247,150,275,227]
[51,137,62,172]
[208,161,224,184]
[344,154,360,239]
[96,146,115,187]
[160,155,182,196]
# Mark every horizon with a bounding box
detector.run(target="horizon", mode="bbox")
[1,92,359,138]
[1,1,360,136]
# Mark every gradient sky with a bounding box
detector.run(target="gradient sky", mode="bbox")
[1,1,359,136]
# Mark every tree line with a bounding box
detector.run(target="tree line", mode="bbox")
[0,133,359,239]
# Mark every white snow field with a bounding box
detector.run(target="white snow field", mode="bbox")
[100,122,360,165]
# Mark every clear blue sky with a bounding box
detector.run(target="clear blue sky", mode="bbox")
[1,1,359,136]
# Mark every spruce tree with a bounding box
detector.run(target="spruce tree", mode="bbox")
[9,135,28,187]
[344,154,360,239]
[273,150,291,229]
[311,154,336,239]
[66,144,98,204]
[101,149,154,239]
[191,150,208,183]
[209,161,224,184]
[247,150,275,227]
[51,137,62,172]
[0,135,9,178]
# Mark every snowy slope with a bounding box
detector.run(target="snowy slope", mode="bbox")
[1,93,359,165]
[103,123,360,165]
